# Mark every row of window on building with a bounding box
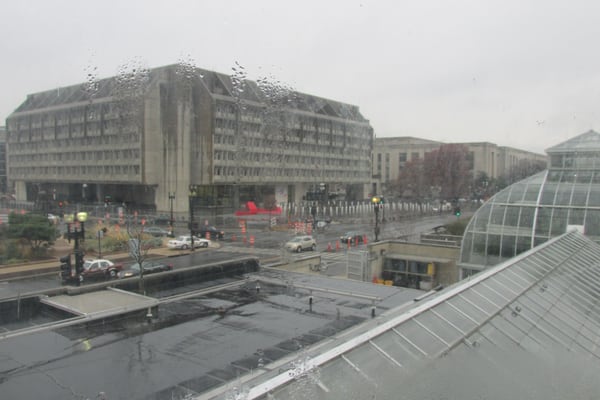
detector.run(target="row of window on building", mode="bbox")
[9,164,140,179]
[213,165,369,179]
[8,133,141,150]
[213,150,365,168]
[9,148,140,164]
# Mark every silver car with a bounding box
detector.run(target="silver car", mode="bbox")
[285,236,317,252]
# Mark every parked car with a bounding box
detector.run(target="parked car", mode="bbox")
[79,259,124,283]
[284,235,317,252]
[143,226,172,237]
[195,226,225,240]
[340,231,365,244]
[167,235,209,250]
[118,261,174,279]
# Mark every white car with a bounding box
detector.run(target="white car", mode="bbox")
[284,236,317,252]
[167,235,209,250]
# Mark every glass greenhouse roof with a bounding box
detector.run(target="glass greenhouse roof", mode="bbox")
[460,130,600,269]
[546,129,600,153]
[205,231,600,399]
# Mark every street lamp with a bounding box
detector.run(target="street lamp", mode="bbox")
[168,192,175,234]
[65,211,88,284]
[189,185,199,252]
[372,196,381,242]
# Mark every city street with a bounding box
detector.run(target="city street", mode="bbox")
[0,211,463,298]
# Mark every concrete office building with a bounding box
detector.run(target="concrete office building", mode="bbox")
[371,136,547,197]
[5,65,373,217]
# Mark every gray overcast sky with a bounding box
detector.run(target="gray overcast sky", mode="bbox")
[2,0,600,154]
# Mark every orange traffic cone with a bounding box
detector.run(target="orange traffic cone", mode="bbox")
[336,241,341,252]
[363,235,368,244]
[327,242,332,252]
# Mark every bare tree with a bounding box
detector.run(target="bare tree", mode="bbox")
[391,158,430,202]
[424,144,471,201]
[125,212,152,295]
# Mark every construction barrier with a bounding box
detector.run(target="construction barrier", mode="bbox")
[294,222,306,234]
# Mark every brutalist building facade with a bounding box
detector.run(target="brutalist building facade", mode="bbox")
[6,65,373,219]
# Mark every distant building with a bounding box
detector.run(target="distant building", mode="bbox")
[460,130,600,275]
[5,65,373,217]
[371,136,547,197]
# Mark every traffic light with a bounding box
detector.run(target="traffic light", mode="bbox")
[74,251,85,275]
[60,255,71,278]
[454,207,461,217]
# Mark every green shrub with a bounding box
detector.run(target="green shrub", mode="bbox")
[444,218,470,236]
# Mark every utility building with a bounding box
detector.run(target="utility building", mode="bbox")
[5,64,373,218]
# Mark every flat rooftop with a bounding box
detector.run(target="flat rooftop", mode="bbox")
[0,268,421,400]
